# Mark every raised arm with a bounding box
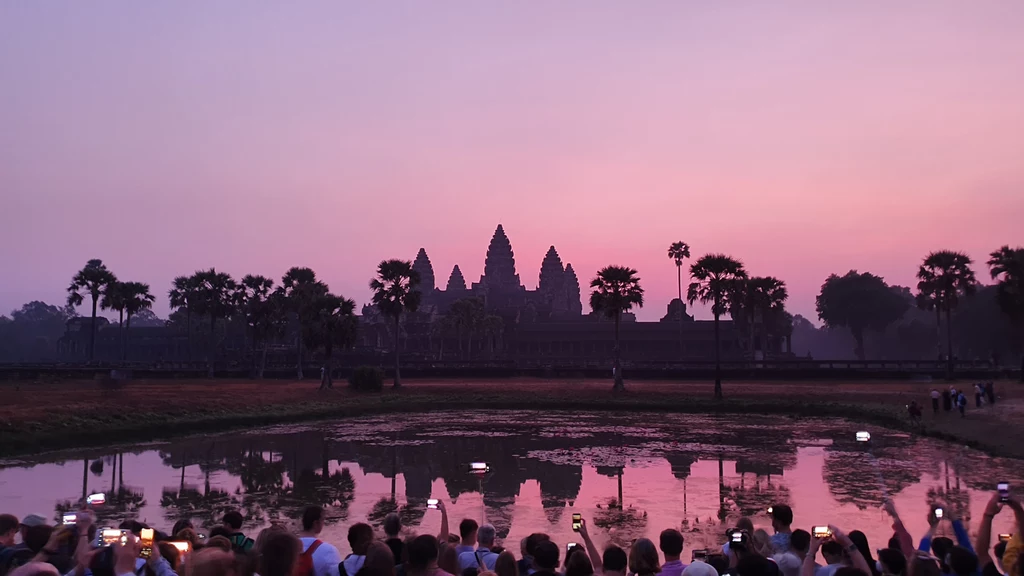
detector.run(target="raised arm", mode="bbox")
[832,526,872,576]
[801,536,822,576]
[578,518,603,572]
[437,499,450,543]
[884,499,914,557]
[1001,498,1023,575]
[919,510,939,553]
[975,494,1001,569]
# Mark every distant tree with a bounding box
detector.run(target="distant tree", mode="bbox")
[121,281,155,361]
[370,259,422,388]
[100,280,128,359]
[67,259,117,361]
[988,245,1024,380]
[168,274,203,363]
[235,274,285,378]
[2,301,77,361]
[192,268,237,378]
[816,270,909,361]
[688,254,746,399]
[129,308,164,328]
[589,266,645,391]
[482,314,504,358]
[447,298,486,359]
[279,267,325,380]
[916,251,977,377]
[728,276,788,360]
[303,292,357,390]
[667,241,692,357]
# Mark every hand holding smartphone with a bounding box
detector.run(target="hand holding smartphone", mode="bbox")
[140,528,154,559]
[572,513,582,532]
[812,526,832,539]
[998,482,1010,502]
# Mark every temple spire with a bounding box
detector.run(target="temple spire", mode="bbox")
[539,246,567,310]
[447,265,467,291]
[482,224,520,289]
[412,248,435,292]
[564,263,583,315]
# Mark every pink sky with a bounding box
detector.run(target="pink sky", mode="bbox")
[2,1,1023,322]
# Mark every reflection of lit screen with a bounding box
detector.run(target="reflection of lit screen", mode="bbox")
[170,542,191,553]
[102,530,126,546]
[856,432,871,442]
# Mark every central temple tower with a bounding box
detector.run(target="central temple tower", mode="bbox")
[480,224,522,290]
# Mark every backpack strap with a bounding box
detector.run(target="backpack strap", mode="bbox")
[307,539,324,557]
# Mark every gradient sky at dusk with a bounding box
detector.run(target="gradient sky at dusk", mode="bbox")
[3,1,1023,322]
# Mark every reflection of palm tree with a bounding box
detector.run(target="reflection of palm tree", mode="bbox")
[281,467,356,524]
[823,450,919,510]
[367,496,427,531]
[725,474,791,518]
[593,500,648,548]
[94,486,147,526]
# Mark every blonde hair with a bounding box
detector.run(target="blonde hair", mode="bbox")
[186,548,237,576]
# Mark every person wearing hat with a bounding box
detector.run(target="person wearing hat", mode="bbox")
[18,516,47,547]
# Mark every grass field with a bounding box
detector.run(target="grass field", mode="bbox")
[1,377,1022,459]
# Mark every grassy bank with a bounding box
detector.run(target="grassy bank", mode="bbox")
[1,379,1021,459]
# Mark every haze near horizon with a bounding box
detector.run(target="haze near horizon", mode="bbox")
[2,1,1023,322]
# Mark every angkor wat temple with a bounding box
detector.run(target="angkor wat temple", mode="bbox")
[358,225,753,364]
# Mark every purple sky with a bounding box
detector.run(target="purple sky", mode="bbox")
[2,1,1023,322]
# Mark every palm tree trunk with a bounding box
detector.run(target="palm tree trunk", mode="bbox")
[296,328,304,380]
[118,453,124,487]
[946,307,954,379]
[208,316,216,378]
[118,309,125,362]
[677,264,684,359]
[82,459,88,500]
[124,313,133,362]
[613,312,624,390]
[393,315,402,388]
[713,308,722,399]
[935,306,941,360]
[320,341,332,390]
[853,327,866,361]
[186,307,193,365]
[258,344,268,379]
[89,296,98,362]
[717,454,726,520]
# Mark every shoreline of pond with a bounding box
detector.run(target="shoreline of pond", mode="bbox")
[3,378,1020,460]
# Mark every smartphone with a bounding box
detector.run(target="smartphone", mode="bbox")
[730,530,745,544]
[934,508,944,519]
[169,541,191,554]
[856,431,871,442]
[87,493,106,505]
[98,528,128,547]
[998,534,1012,543]
[470,462,489,473]
[427,498,439,510]
[998,482,1010,502]
[812,526,831,539]
[767,506,773,514]
[692,549,709,562]
[572,513,582,532]
[140,528,154,559]
[62,513,77,525]
[567,543,579,553]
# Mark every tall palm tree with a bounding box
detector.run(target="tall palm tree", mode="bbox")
[236,275,284,378]
[688,254,747,399]
[370,259,422,388]
[667,241,691,357]
[67,259,117,361]
[169,274,202,364]
[192,268,237,378]
[749,276,787,360]
[916,251,977,378]
[303,291,358,390]
[914,279,944,361]
[589,266,645,391]
[988,245,1024,380]
[121,281,155,361]
[279,267,323,380]
[100,280,127,360]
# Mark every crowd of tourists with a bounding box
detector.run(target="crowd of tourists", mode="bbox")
[0,492,1020,576]
[909,383,997,421]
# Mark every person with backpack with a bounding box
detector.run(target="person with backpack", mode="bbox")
[342,524,375,576]
[223,511,255,553]
[298,506,343,576]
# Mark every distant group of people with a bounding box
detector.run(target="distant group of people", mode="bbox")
[0,488,1021,576]
[922,383,996,419]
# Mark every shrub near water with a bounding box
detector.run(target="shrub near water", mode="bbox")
[349,366,384,392]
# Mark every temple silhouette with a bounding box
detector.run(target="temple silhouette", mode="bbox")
[56,224,779,367]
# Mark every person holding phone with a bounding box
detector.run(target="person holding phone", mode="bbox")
[976,491,1023,576]
[801,525,870,576]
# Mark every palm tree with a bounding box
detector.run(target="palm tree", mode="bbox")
[192,269,238,378]
[279,267,323,380]
[303,292,357,389]
[370,259,422,388]
[589,266,645,391]
[67,259,117,361]
[988,246,1024,380]
[169,274,202,364]
[749,277,788,360]
[667,241,691,357]
[688,254,747,399]
[236,275,284,378]
[448,298,485,359]
[100,280,127,360]
[121,281,155,361]
[914,279,944,360]
[916,251,977,378]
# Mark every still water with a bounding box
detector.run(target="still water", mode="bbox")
[1,411,1022,557]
